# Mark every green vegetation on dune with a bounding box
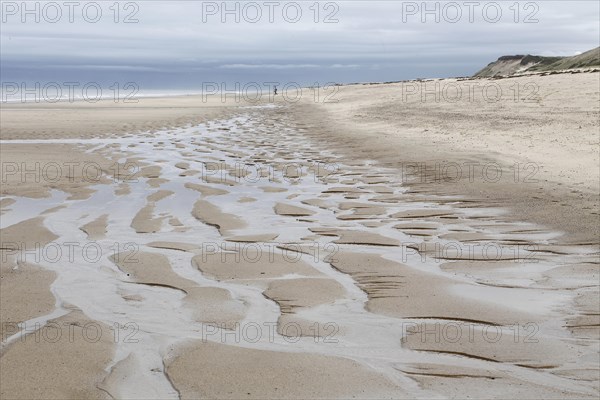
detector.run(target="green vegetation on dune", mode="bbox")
[530,47,600,71]
[474,47,599,77]
[521,55,564,68]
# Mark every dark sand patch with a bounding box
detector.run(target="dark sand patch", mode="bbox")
[192,251,320,281]
[1,309,115,399]
[192,199,246,235]
[274,203,315,217]
[80,214,108,240]
[165,340,409,399]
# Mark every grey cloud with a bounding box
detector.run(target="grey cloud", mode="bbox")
[1,1,598,86]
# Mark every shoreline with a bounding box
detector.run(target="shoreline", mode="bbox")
[1,72,598,399]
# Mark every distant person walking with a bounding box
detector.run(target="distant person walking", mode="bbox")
[274,86,278,96]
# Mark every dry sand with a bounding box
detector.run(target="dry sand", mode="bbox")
[0,96,235,140]
[299,72,599,244]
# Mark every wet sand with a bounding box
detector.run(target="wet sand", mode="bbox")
[0,73,598,399]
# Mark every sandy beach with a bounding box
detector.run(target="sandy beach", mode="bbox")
[1,71,598,399]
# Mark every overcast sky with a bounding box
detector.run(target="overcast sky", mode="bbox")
[1,1,599,89]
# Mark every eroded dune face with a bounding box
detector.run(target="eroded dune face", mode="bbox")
[1,89,598,400]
